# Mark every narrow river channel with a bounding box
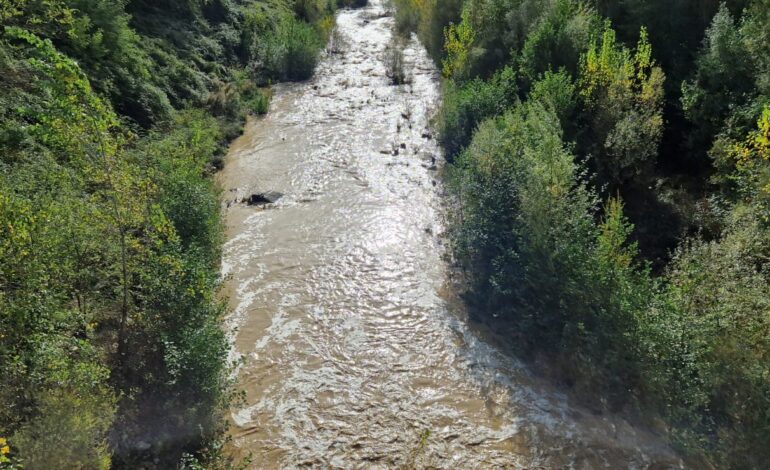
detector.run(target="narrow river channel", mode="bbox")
[218,1,682,468]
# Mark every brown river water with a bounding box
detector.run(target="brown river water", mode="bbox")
[218,1,684,468]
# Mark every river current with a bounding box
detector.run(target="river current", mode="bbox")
[218,1,682,468]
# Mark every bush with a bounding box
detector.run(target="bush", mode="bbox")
[0,21,241,468]
[681,5,756,155]
[441,0,770,465]
[261,16,323,81]
[436,65,518,159]
[643,210,770,467]
[578,26,665,187]
[393,0,462,63]
[518,0,601,89]
[13,342,116,470]
[393,0,422,36]
[529,70,577,130]
[247,89,271,115]
[385,35,410,85]
[451,100,651,400]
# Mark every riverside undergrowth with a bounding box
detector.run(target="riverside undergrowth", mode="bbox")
[394,0,770,467]
[0,0,366,468]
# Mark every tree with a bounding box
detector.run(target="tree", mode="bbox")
[579,26,665,187]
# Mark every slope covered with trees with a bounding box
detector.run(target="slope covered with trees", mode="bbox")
[393,0,770,467]
[0,0,363,468]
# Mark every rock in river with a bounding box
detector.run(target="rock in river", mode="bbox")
[245,191,283,206]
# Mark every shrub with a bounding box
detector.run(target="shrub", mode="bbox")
[528,70,577,130]
[393,0,462,63]
[451,100,653,403]
[247,89,271,115]
[12,340,116,470]
[442,8,475,80]
[261,15,323,81]
[436,65,518,159]
[385,35,411,85]
[681,5,756,156]
[578,26,665,187]
[644,210,770,466]
[518,0,601,89]
[393,0,422,36]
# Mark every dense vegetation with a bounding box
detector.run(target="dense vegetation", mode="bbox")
[394,0,770,467]
[0,0,365,468]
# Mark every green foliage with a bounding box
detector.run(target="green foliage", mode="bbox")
[442,7,475,80]
[65,0,173,125]
[578,26,666,187]
[293,0,334,24]
[0,0,340,127]
[0,0,77,41]
[0,0,339,466]
[260,15,323,81]
[451,99,653,401]
[0,26,122,469]
[681,4,758,159]
[518,0,601,88]
[12,338,116,470]
[596,0,750,89]
[729,107,770,222]
[430,0,770,465]
[436,65,518,159]
[528,70,576,129]
[205,72,270,122]
[645,210,770,467]
[392,0,462,63]
[683,1,770,190]
[418,0,464,62]
[239,7,272,62]
[393,0,422,36]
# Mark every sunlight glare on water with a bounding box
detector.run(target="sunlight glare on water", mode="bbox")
[218,1,683,468]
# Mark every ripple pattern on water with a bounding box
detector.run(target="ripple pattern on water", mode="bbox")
[218,1,683,468]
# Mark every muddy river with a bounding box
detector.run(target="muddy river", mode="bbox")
[218,1,683,468]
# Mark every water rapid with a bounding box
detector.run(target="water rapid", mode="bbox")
[218,2,682,467]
